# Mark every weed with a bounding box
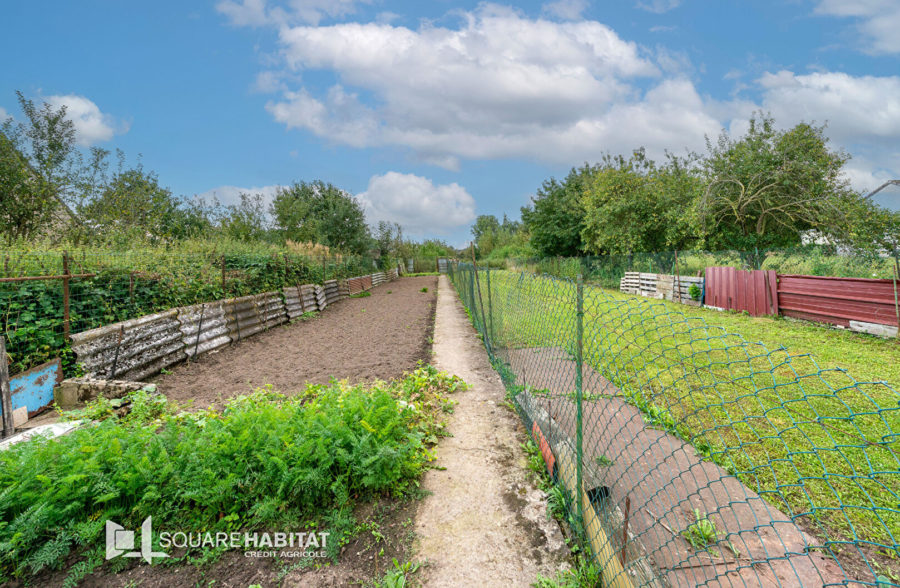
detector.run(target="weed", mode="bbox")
[373,558,422,588]
[351,291,372,298]
[682,509,719,551]
[420,287,429,293]
[595,455,614,467]
[532,556,601,588]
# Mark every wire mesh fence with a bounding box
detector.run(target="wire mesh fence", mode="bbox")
[0,250,376,377]
[450,261,899,587]
[497,246,900,289]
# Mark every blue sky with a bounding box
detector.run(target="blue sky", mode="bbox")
[3,0,900,246]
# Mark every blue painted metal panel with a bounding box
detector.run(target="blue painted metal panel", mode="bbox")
[5,359,61,415]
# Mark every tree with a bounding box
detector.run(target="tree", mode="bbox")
[0,91,110,241]
[699,114,856,250]
[580,150,700,255]
[221,193,270,242]
[80,163,188,240]
[0,133,53,242]
[521,165,592,257]
[271,181,370,254]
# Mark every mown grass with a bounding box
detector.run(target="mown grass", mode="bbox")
[0,365,463,586]
[466,269,900,569]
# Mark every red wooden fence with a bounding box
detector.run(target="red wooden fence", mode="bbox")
[777,274,899,328]
[704,267,779,316]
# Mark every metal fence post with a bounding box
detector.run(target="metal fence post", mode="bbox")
[62,251,71,340]
[0,335,12,438]
[575,273,585,528]
[486,267,494,348]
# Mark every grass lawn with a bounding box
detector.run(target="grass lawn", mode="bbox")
[468,269,900,573]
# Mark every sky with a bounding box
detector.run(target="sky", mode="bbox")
[2,0,900,247]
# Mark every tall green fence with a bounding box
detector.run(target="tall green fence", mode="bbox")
[449,261,899,587]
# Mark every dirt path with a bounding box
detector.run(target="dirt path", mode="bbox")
[154,275,437,407]
[413,275,570,586]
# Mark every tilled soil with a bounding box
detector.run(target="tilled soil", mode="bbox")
[154,275,438,407]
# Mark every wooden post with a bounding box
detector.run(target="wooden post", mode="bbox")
[129,272,135,307]
[0,336,13,438]
[62,251,71,339]
[221,255,226,296]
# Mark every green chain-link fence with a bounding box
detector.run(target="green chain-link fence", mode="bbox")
[450,261,899,587]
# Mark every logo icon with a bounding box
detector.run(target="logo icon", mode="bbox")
[106,517,169,563]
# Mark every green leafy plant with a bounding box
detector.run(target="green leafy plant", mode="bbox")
[420,287,428,293]
[682,509,719,551]
[350,291,372,298]
[374,558,422,588]
[0,366,463,583]
[688,283,702,301]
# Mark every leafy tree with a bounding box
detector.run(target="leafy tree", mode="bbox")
[80,163,194,241]
[0,133,53,242]
[521,165,593,257]
[417,239,454,258]
[272,180,370,254]
[699,114,856,250]
[0,91,111,241]
[580,150,700,255]
[221,193,270,242]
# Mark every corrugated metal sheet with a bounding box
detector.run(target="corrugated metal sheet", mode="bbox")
[372,272,386,286]
[323,279,346,305]
[386,268,399,281]
[778,274,899,327]
[71,309,186,380]
[284,284,319,318]
[438,258,449,273]
[705,267,778,317]
[178,301,230,358]
[348,276,371,295]
[315,285,327,310]
[223,292,287,342]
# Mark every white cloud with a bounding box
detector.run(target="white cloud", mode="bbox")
[755,70,900,144]
[217,0,369,27]
[0,107,8,121]
[543,0,588,21]
[196,184,283,208]
[264,7,715,166]
[44,95,126,146]
[815,0,900,54]
[635,0,681,14]
[719,70,900,199]
[358,172,476,235]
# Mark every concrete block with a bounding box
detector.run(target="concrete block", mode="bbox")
[849,320,898,338]
[12,406,28,428]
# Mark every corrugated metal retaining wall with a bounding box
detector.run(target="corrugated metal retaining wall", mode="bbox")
[178,301,230,358]
[72,271,401,380]
[71,309,186,380]
[777,274,898,328]
[283,284,319,318]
